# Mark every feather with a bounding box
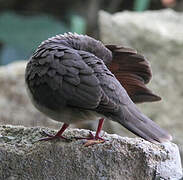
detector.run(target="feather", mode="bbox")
[106,45,161,103]
[116,103,172,143]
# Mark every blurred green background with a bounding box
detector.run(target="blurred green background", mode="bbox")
[0,0,180,65]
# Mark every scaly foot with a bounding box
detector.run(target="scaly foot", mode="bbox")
[75,131,105,147]
[38,130,70,141]
[38,123,70,142]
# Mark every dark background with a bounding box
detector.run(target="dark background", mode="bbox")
[0,0,181,65]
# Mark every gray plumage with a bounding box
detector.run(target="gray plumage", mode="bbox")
[25,32,172,143]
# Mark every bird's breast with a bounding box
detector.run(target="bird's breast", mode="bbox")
[26,84,104,124]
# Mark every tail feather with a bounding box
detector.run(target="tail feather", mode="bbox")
[115,73,161,103]
[117,104,172,143]
[106,44,161,104]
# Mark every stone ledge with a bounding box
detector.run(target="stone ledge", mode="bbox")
[99,9,183,166]
[0,125,182,180]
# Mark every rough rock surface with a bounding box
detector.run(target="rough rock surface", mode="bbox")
[99,9,183,163]
[0,61,61,128]
[0,125,182,180]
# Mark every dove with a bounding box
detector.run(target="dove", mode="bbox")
[25,32,172,144]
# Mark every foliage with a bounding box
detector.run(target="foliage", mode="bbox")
[0,12,69,64]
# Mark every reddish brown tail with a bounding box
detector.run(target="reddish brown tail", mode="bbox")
[106,45,161,103]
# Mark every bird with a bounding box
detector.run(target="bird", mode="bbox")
[25,32,172,145]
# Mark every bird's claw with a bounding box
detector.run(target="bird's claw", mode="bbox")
[75,131,106,146]
[83,139,105,147]
[38,130,70,142]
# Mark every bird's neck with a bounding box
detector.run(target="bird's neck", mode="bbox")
[70,34,112,64]
[45,33,113,65]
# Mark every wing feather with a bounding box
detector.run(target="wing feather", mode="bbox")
[106,45,161,103]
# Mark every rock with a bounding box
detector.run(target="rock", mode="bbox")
[0,61,61,129]
[99,9,183,164]
[0,125,182,180]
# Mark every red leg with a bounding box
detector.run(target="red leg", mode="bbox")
[95,118,104,140]
[75,118,106,146]
[39,123,69,141]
